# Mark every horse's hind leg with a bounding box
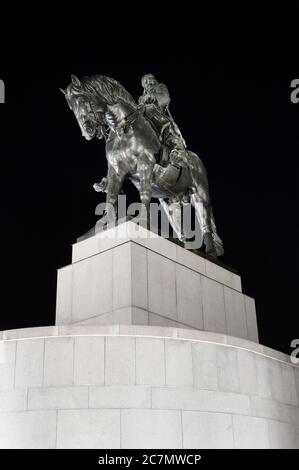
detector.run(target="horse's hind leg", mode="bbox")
[190,190,217,257]
[159,198,186,242]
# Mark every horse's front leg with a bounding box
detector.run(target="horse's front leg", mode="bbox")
[95,164,125,232]
[138,157,154,229]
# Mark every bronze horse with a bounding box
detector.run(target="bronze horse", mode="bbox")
[62,74,223,257]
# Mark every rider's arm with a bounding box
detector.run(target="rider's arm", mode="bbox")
[138,94,147,104]
[155,83,171,108]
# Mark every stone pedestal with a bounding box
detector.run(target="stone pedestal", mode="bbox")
[0,326,298,448]
[55,221,258,342]
[1,221,298,448]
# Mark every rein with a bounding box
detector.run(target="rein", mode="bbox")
[105,106,141,138]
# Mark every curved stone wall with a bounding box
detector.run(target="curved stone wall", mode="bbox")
[0,325,298,448]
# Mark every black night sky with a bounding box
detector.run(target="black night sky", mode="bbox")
[0,62,298,354]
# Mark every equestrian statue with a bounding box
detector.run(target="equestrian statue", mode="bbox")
[61,73,224,257]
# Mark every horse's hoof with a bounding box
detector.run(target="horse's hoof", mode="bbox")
[95,221,106,233]
[95,216,115,233]
[206,250,217,259]
[203,232,217,258]
[93,183,101,192]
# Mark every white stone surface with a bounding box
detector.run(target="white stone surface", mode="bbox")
[136,337,165,385]
[141,234,177,260]
[112,243,132,310]
[231,274,242,292]
[267,420,299,449]
[112,307,132,324]
[15,339,44,388]
[3,326,58,340]
[71,221,240,291]
[148,251,177,321]
[165,339,193,386]
[72,235,101,263]
[1,326,298,449]
[55,222,260,339]
[105,336,135,385]
[178,328,227,344]
[205,259,241,292]
[119,324,178,339]
[28,386,88,410]
[73,311,114,326]
[295,368,299,403]
[250,396,290,422]
[192,342,218,390]
[244,296,259,343]
[0,411,57,448]
[176,245,206,275]
[72,250,113,323]
[131,243,148,310]
[152,388,251,415]
[281,363,298,406]
[201,277,226,334]
[216,346,239,393]
[74,336,105,385]
[121,409,182,449]
[44,337,74,386]
[148,313,181,328]
[0,389,27,412]
[224,288,248,339]
[232,415,270,449]
[268,359,284,403]
[288,404,299,427]
[57,409,120,449]
[0,341,16,390]
[182,411,234,449]
[237,349,258,395]
[55,266,72,325]
[89,385,151,409]
[255,355,272,399]
[227,334,263,353]
[131,307,149,325]
[176,264,203,329]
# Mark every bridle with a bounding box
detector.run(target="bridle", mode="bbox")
[78,94,141,141]
[84,100,109,141]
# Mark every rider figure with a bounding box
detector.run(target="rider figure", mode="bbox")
[138,74,189,171]
[94,74,190,194]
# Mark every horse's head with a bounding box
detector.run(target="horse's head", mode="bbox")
[61,75,106,141]
[61,74,137,140]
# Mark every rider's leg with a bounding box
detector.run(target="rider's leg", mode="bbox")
[153,132,188,188]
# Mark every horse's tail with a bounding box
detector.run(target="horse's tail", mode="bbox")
[210,209,224,257]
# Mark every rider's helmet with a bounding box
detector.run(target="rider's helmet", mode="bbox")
[141,74,157,90]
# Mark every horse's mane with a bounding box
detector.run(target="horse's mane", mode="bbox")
[69,75,137,108]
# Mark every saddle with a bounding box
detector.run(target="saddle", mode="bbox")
[138,104,188,172]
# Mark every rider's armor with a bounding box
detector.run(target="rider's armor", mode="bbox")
[138,82,186,154]
[138,79,189,190]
